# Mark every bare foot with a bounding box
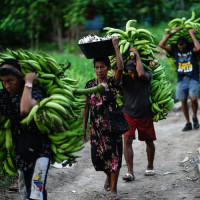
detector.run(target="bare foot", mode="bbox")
[104,176,111,191]
[8,178,18,192]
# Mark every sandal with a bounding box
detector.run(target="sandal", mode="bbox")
[109,195,119,200]
[122,173,135,181]
[144,169,155,176]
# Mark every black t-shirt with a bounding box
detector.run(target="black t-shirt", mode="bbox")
[122,71,152,119]
[171,44,199,82]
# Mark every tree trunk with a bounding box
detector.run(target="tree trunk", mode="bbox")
[69,25,74,45]
[56,17,63,53]
[35,20,40,50]
[51,15,57,39]
[30,27,34,49]
[180,0,185,10]
[75,25,79,40]
[29,7,34,49]
[35,30,40,50]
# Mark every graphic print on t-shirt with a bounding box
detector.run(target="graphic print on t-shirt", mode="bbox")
[177,51,193,73]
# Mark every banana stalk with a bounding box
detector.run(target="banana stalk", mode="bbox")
[73,83,106,95]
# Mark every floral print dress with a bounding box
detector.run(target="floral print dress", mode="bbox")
[85,76,122,173]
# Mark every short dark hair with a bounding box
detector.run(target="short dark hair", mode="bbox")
[0,58,23,77]
[93,57,111,69]
[177,36,188,46]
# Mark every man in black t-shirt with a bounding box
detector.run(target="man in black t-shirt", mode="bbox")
[122,48,157,180]
[159,28,200,131]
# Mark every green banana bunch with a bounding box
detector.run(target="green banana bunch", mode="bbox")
[4,149,17,176]
[0,117,17,176]
[104,19,157,70]
[164,11,200,72]
[104,19,174,122]
[150,78,174,122]
[0,49,106,172]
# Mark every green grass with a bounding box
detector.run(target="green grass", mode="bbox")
[38,40,81,53]
[159,59,177,101]
[48,51,96,89]
[130,21,169,45]
[0,174,17,193]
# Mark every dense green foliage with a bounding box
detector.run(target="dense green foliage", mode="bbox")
[50,52,95,88]
[0,0,199,49]
[0,1,199,101]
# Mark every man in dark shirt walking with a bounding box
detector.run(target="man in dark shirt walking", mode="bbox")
[159,28,200,131]
[122,48,156,181]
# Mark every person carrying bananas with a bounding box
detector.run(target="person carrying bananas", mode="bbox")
[0,58,51,200]
[82,36,124,200]
[121,47,156,179]
[159,28,200,131]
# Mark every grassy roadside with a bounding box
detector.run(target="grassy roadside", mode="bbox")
[49,51,95,89]
[0,174,17,193]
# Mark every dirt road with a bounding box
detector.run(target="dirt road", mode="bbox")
[3,104,200,200]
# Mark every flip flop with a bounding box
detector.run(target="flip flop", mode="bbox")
[144,169,155,176]
[109,195,119,200]
[122,173,135,181]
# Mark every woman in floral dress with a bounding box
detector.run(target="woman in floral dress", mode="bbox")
[83,36,124,200]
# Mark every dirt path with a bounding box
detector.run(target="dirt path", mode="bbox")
[3,104,200,200]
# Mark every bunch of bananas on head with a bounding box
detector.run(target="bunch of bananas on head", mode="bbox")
[104,19,174,122]
[166,11,200,44]
[104,19,158,70]
[164,11,200,72]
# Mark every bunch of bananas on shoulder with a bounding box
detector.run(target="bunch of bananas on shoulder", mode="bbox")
[149,65,174,122]
[0,117,17,176]
[105,19,158,70]
[0,49,105,173]
[104,19,174,122]
[164,11,200,72]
